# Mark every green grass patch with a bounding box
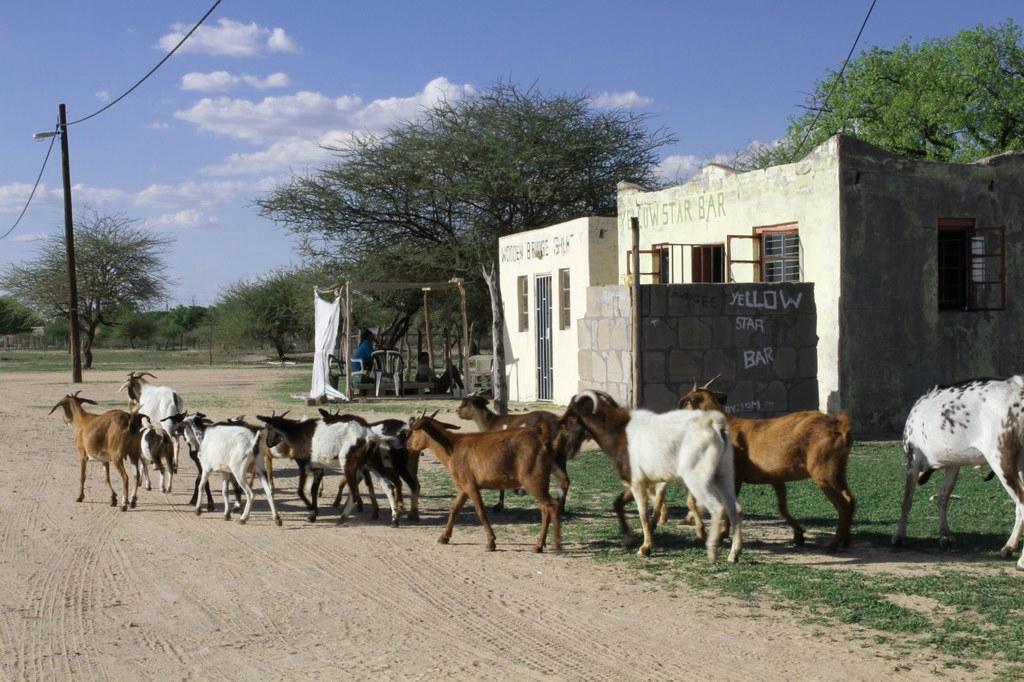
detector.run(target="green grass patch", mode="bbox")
[419,441,1024,671]
[0,348,303,373]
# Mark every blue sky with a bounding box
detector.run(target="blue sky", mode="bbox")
[1,0,1021,306]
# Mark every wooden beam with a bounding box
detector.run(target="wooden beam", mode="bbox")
[457,279,470,388]
[423,290,434,371]
[344,281,352,400]
[630,217,642,409]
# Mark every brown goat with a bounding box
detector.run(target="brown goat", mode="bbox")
[50,392,142,511]
[678,386,855,550]
[406,415,564,552]
[456,396,584,513]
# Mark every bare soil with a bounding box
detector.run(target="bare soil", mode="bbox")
[0,368,961,680]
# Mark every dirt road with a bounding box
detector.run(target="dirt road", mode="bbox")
[0,369,940,680]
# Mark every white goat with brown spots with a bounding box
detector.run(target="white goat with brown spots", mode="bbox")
[895,376,1024,568]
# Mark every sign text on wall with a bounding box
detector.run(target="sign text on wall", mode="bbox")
[500,233,574,263]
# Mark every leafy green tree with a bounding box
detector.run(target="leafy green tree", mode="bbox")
[0,211,171,368]
[117,311,160,349]
[0,296,40,334]
[258,82,672,408]
[742,20,1024,168]
[216,270,316,360]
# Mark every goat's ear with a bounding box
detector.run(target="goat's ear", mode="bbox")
[48,398,67,415]
[256,414,271,423]
[318,408,330,419]
[715,391,728,404]
[79,397,98,405]
[139,371,157,379]
[434,420,461,430]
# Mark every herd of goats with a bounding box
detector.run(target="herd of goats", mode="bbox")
[48,371,1024,568]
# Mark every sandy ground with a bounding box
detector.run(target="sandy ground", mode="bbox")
[0,368,962,680]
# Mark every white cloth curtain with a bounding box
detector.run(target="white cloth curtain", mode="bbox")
[311,288,346,400]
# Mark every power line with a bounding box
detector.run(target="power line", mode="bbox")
[0,126,58,242]
[68,0,222,126]
[790,0,878,161]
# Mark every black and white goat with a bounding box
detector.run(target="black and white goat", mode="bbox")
[895,376,1024,567]
[257,413,404,526]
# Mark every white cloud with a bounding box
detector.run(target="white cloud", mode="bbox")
[0,182,126,214]
[182,70,239,91]
[156,18,299,57]
[177,77,476,175]
[590,90,653,110]
[181,71,291,92]
[146,121,171,130]
[203,136,338,176]
[144,209,219,230]
[656,154,703,182]
[134,178,278,208]
[95,90,111,102]
[69,184,128,205]
[177,77,475,144]
[13,232,50,243]
[267,27,299,53]
[0,182,42,213]
[244,72,290,89]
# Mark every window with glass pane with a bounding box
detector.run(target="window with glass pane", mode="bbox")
[761,230,800,282]
[517,276,529,331]
[558,268,571,329]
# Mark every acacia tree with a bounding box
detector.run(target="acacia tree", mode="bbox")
[739,20,1024,168]
[259,82,672,410]
[0,296,40,334]
[0,211,170,367]
[216,270,316,360]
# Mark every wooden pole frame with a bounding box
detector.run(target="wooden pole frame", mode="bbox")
[343,281,352,400]
[422,290,434,372]
[630,217,642,408]
[456,279,470,389]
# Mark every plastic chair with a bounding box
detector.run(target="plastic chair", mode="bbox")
[371,350,405,397]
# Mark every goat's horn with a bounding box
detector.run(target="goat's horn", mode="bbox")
[691,378,698,392]
[280,410,290,419]
[140,372,157,379]
[428,409,440,419]
[701,374,722,389]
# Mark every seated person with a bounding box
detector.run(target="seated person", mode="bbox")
[415,352,433,383]
[352,330,375,382]
[415,352,464,393]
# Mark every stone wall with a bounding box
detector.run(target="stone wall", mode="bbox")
[640,283,818,416]
[577,285,632,405]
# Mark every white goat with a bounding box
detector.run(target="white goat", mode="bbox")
[565,390,742,562]
[895,376,1024,567]
[192,421,281,526]
[120,371,184,477]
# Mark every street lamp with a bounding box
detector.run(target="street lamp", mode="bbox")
[34,103,82,383]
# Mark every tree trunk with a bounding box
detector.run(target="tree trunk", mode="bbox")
[82,319,98,369]
[482,263,508,415]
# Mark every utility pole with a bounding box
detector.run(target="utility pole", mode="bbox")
[59,104,83,383]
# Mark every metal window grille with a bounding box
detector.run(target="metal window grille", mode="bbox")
[761,230,801,282]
